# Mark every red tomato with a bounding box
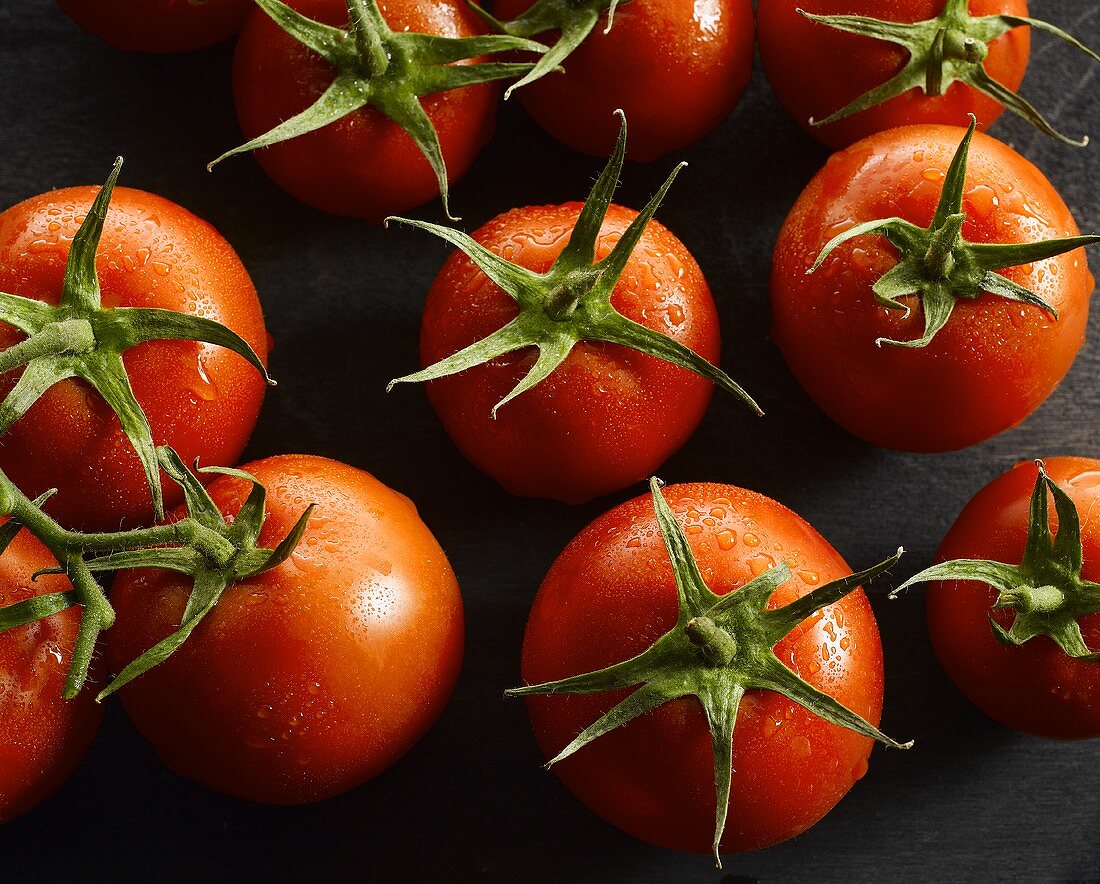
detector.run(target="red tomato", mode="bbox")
[927,457,1100,738]
[770,124,1093,452]
[231,0,500,220]
[495,0,756,161]
[758,0,1030,149]
[106,454,464,804]
[56,0,253,53]
[0,185,269,532]
[521,483,885,854]
[420,203,720,504]
[0,526,102,823]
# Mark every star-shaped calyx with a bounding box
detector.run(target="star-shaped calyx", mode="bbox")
[895,461,1100,660]
[0,158,272,520]
[386,112,760,418]
[807,117,1099,349]
[208,0,546,218]
[469,0,629,97]
[508,478,911,867]
[799,0,1100,145]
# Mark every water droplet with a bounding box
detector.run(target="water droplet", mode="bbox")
[744,533,759,547]
[717,530,736,551]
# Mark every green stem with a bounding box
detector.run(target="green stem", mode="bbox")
[684,616,738,666]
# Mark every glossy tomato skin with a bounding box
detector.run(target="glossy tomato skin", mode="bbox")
[231,0,499,221]
[927,457,1100,738]
[0,526,103,823]
[495,0,755,161]
[521,483,885,854]
[420,203,720,504]
[106,455,464,804]
[57,0,253,53]
[758,0,1031,149]
[0,185,269,532]
[770,125,1093,452]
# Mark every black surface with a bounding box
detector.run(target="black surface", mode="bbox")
[2,2,1100,881]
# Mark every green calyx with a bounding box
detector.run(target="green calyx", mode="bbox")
[807,117,1100,349]
[0,447,312,700]
[386,112,761,417]
[798,0,1100,146]
[208,0,546,219]
[470,0,631,98]
[508,477,911,868]
[894,461,1100,661]
[0,157,273,521]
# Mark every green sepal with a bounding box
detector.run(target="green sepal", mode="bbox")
[0,159,272,521]
[799,0,1100,146]
[209,0,547,219]
[807,118,1099,349]
[388,112,761,418]
[894,460,1100,661]
[0,591,80,633]
[508,476,910,868]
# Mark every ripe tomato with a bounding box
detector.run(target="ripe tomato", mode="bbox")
[420,203,721,504]
[56,0,253,53]
[105,454,464,804]
[758,0,1031,149]
[770,124,1094,452]
[0,185,269,532]
[230,0,501,221]
[495,0,756,161]
[520,482,886,854]
[0,526,102,824]
[925,457,1100,738]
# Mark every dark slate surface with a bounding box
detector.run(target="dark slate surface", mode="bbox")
[2,2,1099,881]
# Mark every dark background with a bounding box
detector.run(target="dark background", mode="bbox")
[2,2,1099,881]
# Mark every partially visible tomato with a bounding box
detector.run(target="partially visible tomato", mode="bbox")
[758,0,1031,149]
[419,203,721,504]
[0,526,102,823]
[495,0,756,161]
[106,454,464,804]
[770,124,1094,452]
[0,184,269,532]
[520,482,886,854]
[230,0,501,220]
[926,457,1100,738]
[57,0,253,53]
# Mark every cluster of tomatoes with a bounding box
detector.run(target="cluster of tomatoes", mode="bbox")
[3,0,1100,870]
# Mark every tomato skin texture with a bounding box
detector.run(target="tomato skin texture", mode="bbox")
[56,0,253,53]
[927,457,1100,739]
[521,483,885,854]
[231,0,499,221]
[106,455,464,804]
[0,527,103,824]
[495,0,755,161]
[0,186,268,532]
[758,0,1031,149]
[420,203,719,504]
[770,125,1093,452]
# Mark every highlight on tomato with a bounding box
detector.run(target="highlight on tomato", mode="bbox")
[0,158,272,531]
[770,119,1098,452]
[387,113,760,505]
[480,0,756,161]
[896,458,1100,739]
[510,478,910,865]
[56,0,254,53]
[210,0,546,220]
[757,0,1100,150]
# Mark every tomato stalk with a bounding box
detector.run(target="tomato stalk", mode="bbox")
[208,0,547,219]
[508,477,912,867]
[387,111,762,417]
[895,461,1100,661]
[798,0,1100,146]
[807,117,1100,349]
[0,158,273,521]
[0,447,313,699]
